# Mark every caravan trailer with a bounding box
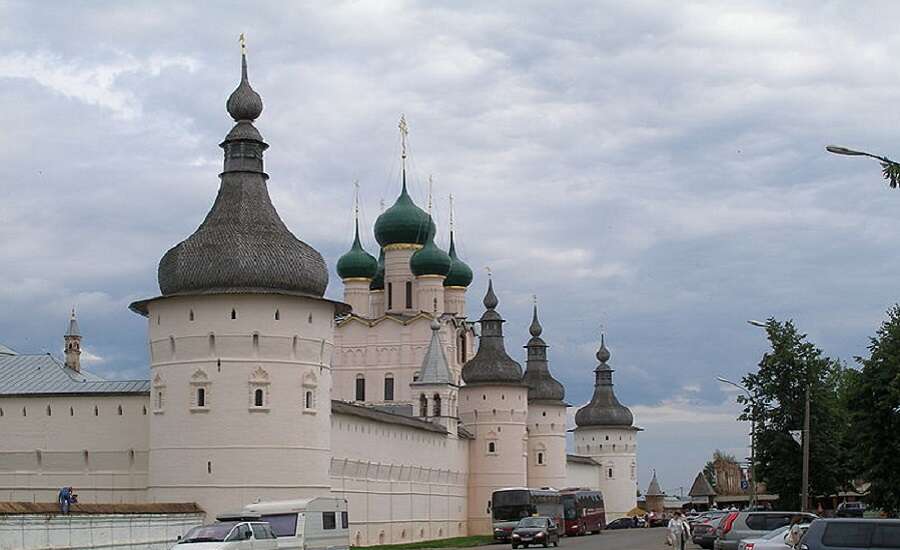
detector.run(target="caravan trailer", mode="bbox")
[242,497,350,550]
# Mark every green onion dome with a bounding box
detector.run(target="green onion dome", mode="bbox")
[374,180,435,247]
[369,248,385,290]
[410,224,452,277]
[443,231,473,287]
[336,220,378,280]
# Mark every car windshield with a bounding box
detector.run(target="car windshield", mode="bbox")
[763,526,790,540]
[178,522,239,543]
[518,518,548,528]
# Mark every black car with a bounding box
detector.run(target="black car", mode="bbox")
[835,502,866,518]
[606,518,634,530]
[511,517,560,548]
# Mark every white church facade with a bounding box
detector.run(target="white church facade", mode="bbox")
[0,49,639,545]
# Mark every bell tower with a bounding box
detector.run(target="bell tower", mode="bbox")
[64,308,81,372]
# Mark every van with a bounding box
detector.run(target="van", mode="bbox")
[800,518,900,550]
[242,497,350,550]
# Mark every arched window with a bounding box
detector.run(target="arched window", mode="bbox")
[355,375,366,401]
[207,461,212,474]
[305,390,314,410]
[274,309,280,320]
[22,407,26,417]
[458,332,467,363]
[189,309,194,321]
[156,391,164,410]
[433,394,442,417]
[231,308,237,319]
[94,405,99,416]
[608,467,614,479]
[537,452,545,465]
[488,441,496,454]
[197,388,206,408]
[117,405,123,416]
[46,405,51,416]
[384,375,394,401]
[419,394,428,417]
[254,388,264,407]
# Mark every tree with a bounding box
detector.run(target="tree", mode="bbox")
[739,319,853,510]
[847,305,900,515]
[703,450,738,490]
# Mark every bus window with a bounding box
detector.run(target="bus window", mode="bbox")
[323,511,337,530]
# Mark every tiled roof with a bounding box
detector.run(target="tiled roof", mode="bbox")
[0,502,203,515]
[0,353,149,396]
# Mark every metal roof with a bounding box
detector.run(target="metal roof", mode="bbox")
[0,343,17,356]
[0,353,149,396]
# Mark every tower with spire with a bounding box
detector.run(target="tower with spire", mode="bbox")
[64,308,81,372]
[645,470,665,513]
[458,279,528,535]
[337,184,378,316]
[521,301,568,490]
[130,39,344,520]
[410,317,459,431]
[573,334,640,520]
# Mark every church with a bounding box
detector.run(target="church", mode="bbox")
[0,48,640,545]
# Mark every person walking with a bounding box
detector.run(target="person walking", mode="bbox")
[668,511,691,550]
[57,486,71,514]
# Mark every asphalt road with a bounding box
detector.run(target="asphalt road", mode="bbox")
[470,528,701,550]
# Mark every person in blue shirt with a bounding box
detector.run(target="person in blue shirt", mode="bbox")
[58,486,72,514]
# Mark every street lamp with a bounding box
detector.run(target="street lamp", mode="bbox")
[747,318,811,512]
[826,145,900,189]
[717,376,757,509]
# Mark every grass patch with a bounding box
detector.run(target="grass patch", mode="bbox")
[353,535,496,550]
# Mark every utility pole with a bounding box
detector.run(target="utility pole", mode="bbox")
[801,383,810,512]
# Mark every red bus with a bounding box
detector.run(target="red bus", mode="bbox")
[560,488,605,536]
[491,488,563,542]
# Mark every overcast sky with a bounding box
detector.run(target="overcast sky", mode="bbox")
[3,1,900,495]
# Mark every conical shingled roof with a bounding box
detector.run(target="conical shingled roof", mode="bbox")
[646,470,664,497]
[689,472,717,497]
[412,318,453,385]
[65,309,80,337]
[574,335,634,427]
[522,304,565,403]
[156,50,328,299]
[460,280,524,385]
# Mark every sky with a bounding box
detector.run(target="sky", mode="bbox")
[2,0,900,496]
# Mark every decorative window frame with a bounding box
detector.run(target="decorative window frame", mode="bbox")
[486,431,498,456]
[534,443,547,467]
[152,373,165,414]
[302,371,318,414]
[190,369,211,413]
[249,366,271,412]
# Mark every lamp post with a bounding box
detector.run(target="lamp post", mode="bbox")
[717,376,756,509]
[826,145,900,189]
[747,318,810,512]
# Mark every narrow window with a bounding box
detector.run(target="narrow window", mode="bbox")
[254,388,264,407]
[419,394,428,417]
[323,512,337,530]
[537,452,544,465]
[142,406,146,416]
[608,468,613,478]
[0,408,4,417]
[231,308,237,320]
[433,394,442,417]
[384,376,394,401]
[355,376,366,401]
[459,333,467,363]
[189,309,194,321]
[308,313,313,323]
[94,405,99,416]
[252,333,259,353]
[197,388,206,407]
[405,281,412,309]
[46,405,51,416]
[342,511,349,529]
[117,405,123,416]
[217,358,221,372]
[22,407,27,416]
[156,391,164,410]
[387,283,393,309]
[305,390,314,409]
[274,309,280,320]
[488,441,496,454]
[207,461,212,474]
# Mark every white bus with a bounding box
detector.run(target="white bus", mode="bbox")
[242,497,350,550]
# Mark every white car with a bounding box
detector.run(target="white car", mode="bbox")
[738,523,810,550]
[173,518,278,550]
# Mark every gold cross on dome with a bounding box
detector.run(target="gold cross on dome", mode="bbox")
[239,33,246,55]
[399,114,408,159]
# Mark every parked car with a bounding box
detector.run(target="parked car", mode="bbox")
[799,518,900,550]
[738,523,810,550]
[714,511,818,550]
[510,516,560,548]
[242,497,350,550]
[835,502,866,518]
[693,514,728,549]
[174,516,278,550]
[606,518,634,530]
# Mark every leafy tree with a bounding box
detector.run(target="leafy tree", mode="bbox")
[847,305,900,515]
[738,319,852,511]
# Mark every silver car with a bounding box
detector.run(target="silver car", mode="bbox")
[715,511,817,550]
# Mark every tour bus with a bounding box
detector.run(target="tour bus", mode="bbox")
[491,488,563,542]
[241,497,350,550]
[559,488,605,536]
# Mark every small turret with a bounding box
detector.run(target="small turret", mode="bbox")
[460,279,524,385]
[64,308,81,372]
[575,334,634,427]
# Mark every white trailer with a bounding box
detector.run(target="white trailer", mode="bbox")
[243,497,350,550]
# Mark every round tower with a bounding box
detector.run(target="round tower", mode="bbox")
[573,335,640,521]
[130,46,346,520]
[458,280,528,535]
[521,303,568,490]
